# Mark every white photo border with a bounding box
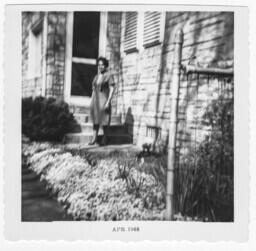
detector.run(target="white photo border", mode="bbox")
[4,4,249,241]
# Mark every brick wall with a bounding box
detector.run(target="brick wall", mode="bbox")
[115,12,234,150]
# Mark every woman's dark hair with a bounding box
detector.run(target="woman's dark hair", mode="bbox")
[97,57,109,68]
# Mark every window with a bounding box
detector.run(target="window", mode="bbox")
[71,12,100,96]
[123,11,165,53]
[124,12,138,52]
[143,12,162,47]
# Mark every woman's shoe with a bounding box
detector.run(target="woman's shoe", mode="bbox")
[88,137,97,145]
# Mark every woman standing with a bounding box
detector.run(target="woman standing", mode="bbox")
[89,57,115,145]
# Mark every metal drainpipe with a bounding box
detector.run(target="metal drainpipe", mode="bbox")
[166,28,183,220]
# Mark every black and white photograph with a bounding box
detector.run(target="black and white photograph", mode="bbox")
[21,10,234,222]
[3,3,249,242]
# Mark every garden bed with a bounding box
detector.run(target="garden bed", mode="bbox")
[22,139,233,221]
[22,140,167,220]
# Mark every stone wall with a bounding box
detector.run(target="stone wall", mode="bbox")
[45,12,66,98]
[22,11,120,101]
[105,12,122,115]
[116,12,234,150]
[22,12,44,97]
[22,12,67,99]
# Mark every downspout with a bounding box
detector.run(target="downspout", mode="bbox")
[42,12,48,97]
[166,28,183,220]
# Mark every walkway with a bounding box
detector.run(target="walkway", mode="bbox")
[22,163,73,221]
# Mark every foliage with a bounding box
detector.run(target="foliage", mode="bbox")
[22,92,233,222]
[23,142,166,221]
[22,96,76,142]
[174,97,234,221]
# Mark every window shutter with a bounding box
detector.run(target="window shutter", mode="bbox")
[124,12,138,52]
[143,12,162,47]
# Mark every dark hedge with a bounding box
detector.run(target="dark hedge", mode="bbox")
[22,96,76,142]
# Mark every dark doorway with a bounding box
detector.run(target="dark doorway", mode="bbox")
[71,12,100,97]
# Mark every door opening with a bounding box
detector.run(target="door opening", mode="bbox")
[71,12,100,97]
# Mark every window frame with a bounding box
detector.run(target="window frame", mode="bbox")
[64,11,108,106]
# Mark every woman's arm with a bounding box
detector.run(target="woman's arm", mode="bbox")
[105,85,115,108]
[105,74,115,109]
[92,75,97,93]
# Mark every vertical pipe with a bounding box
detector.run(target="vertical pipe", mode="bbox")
[64,12,74,104]
[42,12,48,97]
[166,28,183,220]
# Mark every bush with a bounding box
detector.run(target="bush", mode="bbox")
[22,96,76,141]
[174,97,234,221]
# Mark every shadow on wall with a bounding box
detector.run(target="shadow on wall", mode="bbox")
[124,107,134,143]
[117,12,233,152]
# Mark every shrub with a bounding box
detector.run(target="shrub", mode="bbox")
[22,96,76,141]
[174,97,234,221]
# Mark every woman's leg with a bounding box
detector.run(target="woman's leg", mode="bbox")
[89,124,99,145]
[101,125,108,146]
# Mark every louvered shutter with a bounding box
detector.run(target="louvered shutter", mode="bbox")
[143,12,161,47]
[124,12,138,52]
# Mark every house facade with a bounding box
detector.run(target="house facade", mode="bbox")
[22,11,234,150]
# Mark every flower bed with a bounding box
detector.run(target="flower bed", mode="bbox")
[22,142,166,220]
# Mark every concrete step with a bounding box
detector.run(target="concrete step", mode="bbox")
[74,113,122,124]
[74,114,90,124]
[69,105,90,114]
[106,135,133,145]
[64,133,93,144]
[64,132,132,145]
[110,115,122,124]
[80,123,128,134]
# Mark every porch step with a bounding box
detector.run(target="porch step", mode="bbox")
[74,114,90,124]
[64,133,132,145]
[80,123,128,135]
[111,115,122,124]
[67,110,129,144]
[64,133,93,144]
[69,105,90,114]
[74,113,122,124]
